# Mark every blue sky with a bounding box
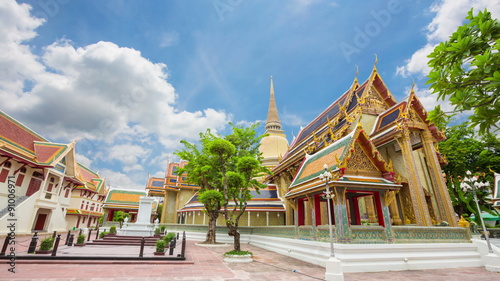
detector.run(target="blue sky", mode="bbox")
[2,0,499,189]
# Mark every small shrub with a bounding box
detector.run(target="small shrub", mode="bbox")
[109,226,117,234]
[437,221,449,226]
[77,234,86,244]
[160,225,167,232]
[163,232,176,243]
[156,240,166,252]
[224,250,252,256]
[99,231,109,238]
[154,228,161,235]
[39,237,54,251]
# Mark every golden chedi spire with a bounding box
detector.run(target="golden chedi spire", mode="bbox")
[265,76,283,133]
[259,76,288,171]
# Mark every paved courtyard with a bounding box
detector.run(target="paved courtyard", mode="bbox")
[1,234,499,280]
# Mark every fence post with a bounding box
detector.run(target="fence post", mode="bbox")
[65,230,71,245]
[87,229,92,241]
[0,235,12,256]
[51,234,61,256]
[178,231,186,258]
[139,237,145,257]
[27,232,38,254]
[67,233,74,246]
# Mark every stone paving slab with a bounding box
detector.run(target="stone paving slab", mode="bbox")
[1,234,500,280]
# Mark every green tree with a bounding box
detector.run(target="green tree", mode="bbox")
[175,123,268,251]
[427,9,500,134]
[156,203,163,222]
[113,210,130,229]
[438,123,500,224]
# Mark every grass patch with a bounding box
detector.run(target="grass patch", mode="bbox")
[224,250,252,256]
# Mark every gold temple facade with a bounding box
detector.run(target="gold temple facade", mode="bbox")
[267,65,457,242]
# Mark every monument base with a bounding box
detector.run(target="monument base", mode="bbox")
[118,223,155,237]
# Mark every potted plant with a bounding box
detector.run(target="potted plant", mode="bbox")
[74,234,86,246]
[163,232,176,244]
[154,227,161,238]
[109,226,117,236]
[35,237,54,254]
[160,225,167,234]
[223,250,253,263]
[99,231,109,239]
[154,240,166,256]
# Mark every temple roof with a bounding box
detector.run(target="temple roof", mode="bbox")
[104,189,147,205]
[285,124,400,198]
[0,110,106,194]
[178,185,285,212]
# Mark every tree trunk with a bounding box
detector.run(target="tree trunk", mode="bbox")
[227,226,241,251]
[205,210,219,244]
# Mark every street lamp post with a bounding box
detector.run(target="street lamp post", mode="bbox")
[461,170,493,253]
[319,164,335,258]
[319,164,344,281]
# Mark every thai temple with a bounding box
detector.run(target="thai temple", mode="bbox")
[266,64,457,243]
[146,77,289,227]
[0,110,107,234]
[102,189,158,223]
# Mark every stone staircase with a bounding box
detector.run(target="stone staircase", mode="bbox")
[87,235,163,246]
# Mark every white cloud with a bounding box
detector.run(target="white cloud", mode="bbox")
[107,144,151,172]
[159,31,179,48]
[397,0,500,78]
[396,43,435,77]
[75,153,92,168]
[1,0,230,147]
[0,0,232,189]
[101,168,144,190]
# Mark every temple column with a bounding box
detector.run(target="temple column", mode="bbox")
[333,186,351,243]
[307,195,317,239]
[420,130,457,226]
[396,130,432,226]
[365,196,378,223]
[380,191,395,243]
[160,191,168,224]
[286,200,294,225]
[389,199,403,225]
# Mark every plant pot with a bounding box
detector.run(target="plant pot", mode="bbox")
[154,251,165,256]
[154,234,161,238]
[35,250,52,254]
[223,254,253,263]
[74,243,86,247]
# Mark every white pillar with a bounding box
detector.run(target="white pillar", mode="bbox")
[203,212,206,225]
[192,211,195,224]
[248,212,251,226]
[136,197,155,224]
[266,212,269,226]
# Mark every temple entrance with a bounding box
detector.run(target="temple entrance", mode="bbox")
[33,208,51,231]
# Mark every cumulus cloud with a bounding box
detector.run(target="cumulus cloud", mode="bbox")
[0,0,231,189]
[397,0,500,78]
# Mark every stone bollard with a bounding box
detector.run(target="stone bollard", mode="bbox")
[139,237,145,257]
[87,229,92,241]
[51,234,61,256]
[67,233,74,246]
[169,240,175,255]
[95,228,100,240]
[65,230,71,245]
[52,231,57,239]
[27,232,39,254]
[178,231,186,258]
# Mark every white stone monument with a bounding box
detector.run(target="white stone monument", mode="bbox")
[118,196,156,236]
